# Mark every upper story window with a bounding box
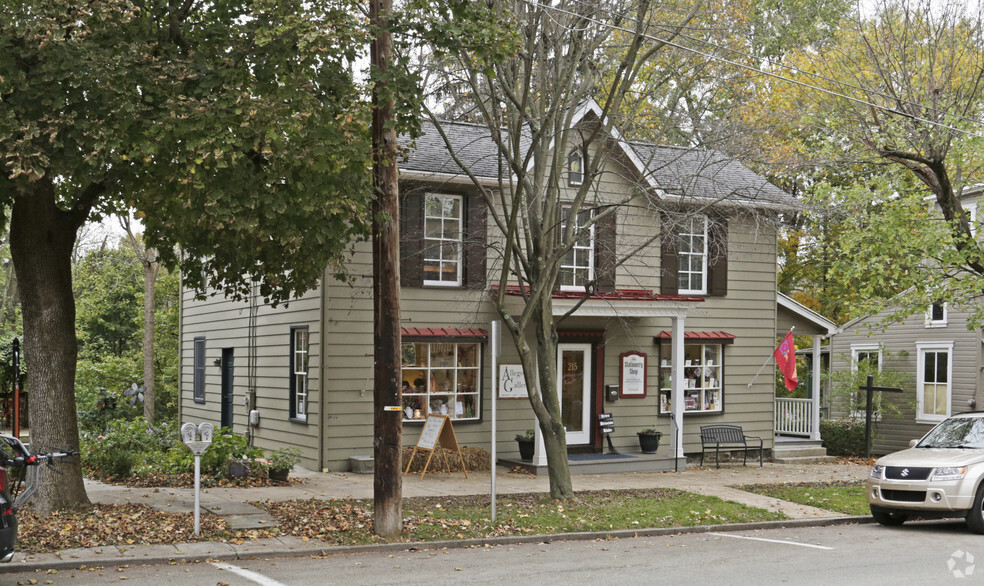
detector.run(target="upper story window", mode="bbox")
[568,149,584,186]
[559,207,595,290]
[926,302,947,328]
[661,213,726,297]
[423,194,463,287]
[290,326,309,422]
[678,216,708,294]
[401,190,486,290]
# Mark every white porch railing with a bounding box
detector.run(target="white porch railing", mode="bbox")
[775,397,813,437]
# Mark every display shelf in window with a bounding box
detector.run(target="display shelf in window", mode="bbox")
[400,340,482,422]
[656,340,724,414]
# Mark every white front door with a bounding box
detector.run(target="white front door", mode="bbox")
[557,343,592,445]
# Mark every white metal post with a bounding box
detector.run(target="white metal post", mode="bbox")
[670,316,685,461]
[490,320,499,522]
[193,454,201,536]
[812,334,822,441]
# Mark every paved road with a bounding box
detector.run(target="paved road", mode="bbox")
[4,520,981,585]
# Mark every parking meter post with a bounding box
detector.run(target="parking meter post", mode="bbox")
[181,422,213,537]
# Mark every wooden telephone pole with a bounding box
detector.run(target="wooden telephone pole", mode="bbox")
[370,0,403,537]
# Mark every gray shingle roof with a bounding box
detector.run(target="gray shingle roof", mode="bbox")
[400,120,798,210]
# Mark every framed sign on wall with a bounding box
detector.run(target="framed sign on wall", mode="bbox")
[620,351,647,398]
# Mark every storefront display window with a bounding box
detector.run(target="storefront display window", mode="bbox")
[401,341,481,422]
[658,342,723,414]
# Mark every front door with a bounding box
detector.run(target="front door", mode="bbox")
[557,343,592,445]
[221,348,234,428]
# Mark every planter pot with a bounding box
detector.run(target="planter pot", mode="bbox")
[269,467,290,482]
[637,432,662,454]
[517,439,534,462]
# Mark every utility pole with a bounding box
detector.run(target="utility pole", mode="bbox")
[370,0,403,537]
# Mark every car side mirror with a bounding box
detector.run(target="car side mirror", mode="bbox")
[909,439,919,448]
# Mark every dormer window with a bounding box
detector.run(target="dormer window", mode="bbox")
[568,149,583,186]
[926,302,947,328]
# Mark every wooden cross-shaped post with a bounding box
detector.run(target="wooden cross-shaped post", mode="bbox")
[858,374,903,459]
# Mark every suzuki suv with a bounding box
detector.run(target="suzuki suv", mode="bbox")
[868,412,984,532]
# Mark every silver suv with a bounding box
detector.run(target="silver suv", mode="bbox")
[867,412,984,532]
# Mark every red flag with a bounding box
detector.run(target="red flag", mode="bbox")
[774,332,798,392]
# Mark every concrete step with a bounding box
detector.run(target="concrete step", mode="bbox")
[773,446,830,459]
[772,454,839,465]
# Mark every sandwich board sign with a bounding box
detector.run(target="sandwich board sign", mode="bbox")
[404,414,468,479]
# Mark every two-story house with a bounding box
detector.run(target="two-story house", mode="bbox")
[830,186,984,455]
[178,107,815,472]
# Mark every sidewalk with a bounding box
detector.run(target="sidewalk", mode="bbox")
[6,461,871,572]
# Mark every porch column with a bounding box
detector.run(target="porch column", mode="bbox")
[670,315,685,460]
[811,334,822,441]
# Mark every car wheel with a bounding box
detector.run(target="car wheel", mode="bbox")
[967,483,984,534]
[871,506,908,527]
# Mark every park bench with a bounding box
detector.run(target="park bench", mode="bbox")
[699,424,763,468]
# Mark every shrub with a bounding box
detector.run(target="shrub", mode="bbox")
[164,427,263,477]
[82,417,173,480]
[820,418,867,457]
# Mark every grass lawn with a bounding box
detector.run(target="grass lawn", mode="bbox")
[739,481,869,516]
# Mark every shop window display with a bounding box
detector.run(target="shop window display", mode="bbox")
[401,341,480,422]
[658,343,723,414]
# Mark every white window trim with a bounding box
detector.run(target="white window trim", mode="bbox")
[916,341,953,424]
[679,215,708,295]
[423,193,464,287]
[559,207,595,292]
[925,302,948,328]
[568,149,583,186]
[290,326,309,423]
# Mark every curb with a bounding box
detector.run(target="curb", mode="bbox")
[0,516,873,574]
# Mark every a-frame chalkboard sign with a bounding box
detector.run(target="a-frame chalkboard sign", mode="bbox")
[403,414,468,479]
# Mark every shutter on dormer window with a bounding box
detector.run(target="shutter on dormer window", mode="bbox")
[659,213,679,295]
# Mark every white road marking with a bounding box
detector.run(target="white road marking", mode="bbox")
[708,532,835,550]
[211,561,288,586]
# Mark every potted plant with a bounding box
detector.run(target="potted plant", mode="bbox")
[515,429,535,462]
[268,447,301,482]
[637,428,662,454]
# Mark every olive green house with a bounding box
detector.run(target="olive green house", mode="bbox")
[178,105,829,472]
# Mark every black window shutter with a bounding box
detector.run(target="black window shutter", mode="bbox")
[660,214,679,295]
[707,216,728,297]
[400,189,424,287]
[595,208,616,292]
[193,337,206,403]
[464,192,487,289]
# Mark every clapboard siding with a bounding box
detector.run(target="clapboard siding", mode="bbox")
[830,303,981,456]
[182,133,788,469]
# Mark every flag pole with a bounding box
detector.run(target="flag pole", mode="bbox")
[747,326,794,388]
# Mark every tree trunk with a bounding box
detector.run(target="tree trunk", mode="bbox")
[142,258,156,426]
[9,180,90,513]
[370,0,403,537]
[532,302,574,499]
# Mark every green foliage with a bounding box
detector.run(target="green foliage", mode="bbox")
[164,427,263,477]
[827,351,911,420]
[81,418,176,480]
[820,418,867,457]
[515,429,535,442]
[72,243,181,434]
[267,447,301,471]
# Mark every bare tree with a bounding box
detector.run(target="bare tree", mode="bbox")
[419,0,705,499]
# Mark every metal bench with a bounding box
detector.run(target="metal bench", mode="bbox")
[699,424,763,468]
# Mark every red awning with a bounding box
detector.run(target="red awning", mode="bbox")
[401,327,488,339]
[654,331,736,344]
